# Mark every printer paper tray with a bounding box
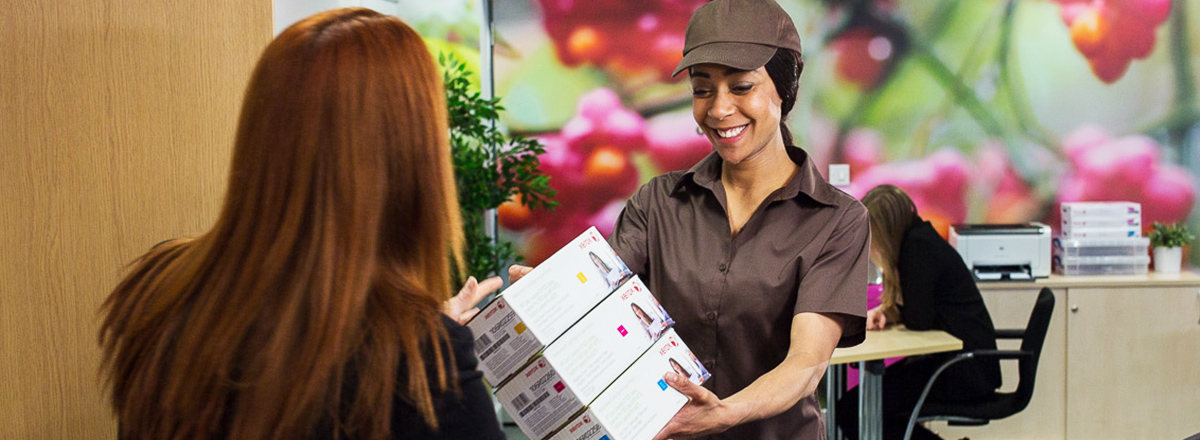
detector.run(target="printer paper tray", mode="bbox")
[972,265,1032,281]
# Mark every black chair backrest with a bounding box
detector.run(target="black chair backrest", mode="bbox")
[1013,288,1055,409]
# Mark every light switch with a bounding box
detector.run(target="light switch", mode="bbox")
[829,164,850,186]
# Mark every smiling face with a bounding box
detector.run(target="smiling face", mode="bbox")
[690,64,784,166]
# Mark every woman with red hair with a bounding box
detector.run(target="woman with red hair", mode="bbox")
[100,8,503,440]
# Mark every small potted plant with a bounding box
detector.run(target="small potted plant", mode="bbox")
[1148,222,1195,274]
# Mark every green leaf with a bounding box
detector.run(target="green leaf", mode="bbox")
[440,52,557,284]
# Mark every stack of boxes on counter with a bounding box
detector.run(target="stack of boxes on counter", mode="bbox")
[467,227,710,440]
[1055,202,1150,275]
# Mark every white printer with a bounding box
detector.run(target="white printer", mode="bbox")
[949,223,1052,280]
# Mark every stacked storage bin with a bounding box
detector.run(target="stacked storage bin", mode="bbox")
[1055,202,1150,275]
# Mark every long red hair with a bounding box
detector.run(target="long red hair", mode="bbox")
[99,8,464,439]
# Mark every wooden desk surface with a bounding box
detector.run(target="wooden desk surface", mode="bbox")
[977,270,1200,290]
[830,326,962,365]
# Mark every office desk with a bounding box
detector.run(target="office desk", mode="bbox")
[933,272,1200,440]
[825,327,962,440]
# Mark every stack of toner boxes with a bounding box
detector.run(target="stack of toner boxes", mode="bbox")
[1055,202,1150,275]
[467,227,711,440]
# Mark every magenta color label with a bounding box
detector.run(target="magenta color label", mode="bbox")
[617,325,628,336]
[553,381,566,393]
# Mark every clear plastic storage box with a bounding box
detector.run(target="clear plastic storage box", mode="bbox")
[1054,255,1150,276]
[1053,236,1150,258]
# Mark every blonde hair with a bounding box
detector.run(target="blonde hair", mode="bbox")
[100,8,463,439]
[861,184,921,324]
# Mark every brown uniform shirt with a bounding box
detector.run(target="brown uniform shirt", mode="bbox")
[608,146,869,440]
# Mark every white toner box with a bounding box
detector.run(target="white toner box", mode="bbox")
[547,329,711,440]
[1061,226,1141,238]
[1060,201,1141,220]
[468,226,633,386]
[495,276,673,440]
[1061,215,1141,234]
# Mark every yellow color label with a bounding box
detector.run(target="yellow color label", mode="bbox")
[514,322,527,334]
[576,272,588,283]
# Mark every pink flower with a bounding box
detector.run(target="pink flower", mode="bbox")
[847,148,972,237]
[561,88,647,154]
[1053,0,1171,83]
[644,110,712,173]
[843,128,884,175]
[1052,125,1195,231]
[974,143,1038,223]
[508,88,649,264]
[537,0,707,82]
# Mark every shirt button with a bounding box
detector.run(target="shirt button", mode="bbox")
[705,311,717,322]
[718,263,727,272]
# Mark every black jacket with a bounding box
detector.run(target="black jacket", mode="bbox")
[897,221,1003,393]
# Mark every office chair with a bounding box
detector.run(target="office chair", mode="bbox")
[903,287,1055,440]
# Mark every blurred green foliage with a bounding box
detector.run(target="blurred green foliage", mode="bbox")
[441,53,558,284]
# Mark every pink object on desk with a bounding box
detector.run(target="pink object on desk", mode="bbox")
[846,284,904,390]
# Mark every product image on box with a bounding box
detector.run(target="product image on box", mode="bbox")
[467,227,631,386]
[547,328,708,440]
[663,353,710,386]
[496,276,673,440]
[630,292,672,341]
[589,247,632,291]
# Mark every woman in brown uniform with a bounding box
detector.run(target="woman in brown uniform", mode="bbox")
[516,1,869,438]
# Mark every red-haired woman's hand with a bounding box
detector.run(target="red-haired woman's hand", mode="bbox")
[508,264,533,283]
[444,276,503,324]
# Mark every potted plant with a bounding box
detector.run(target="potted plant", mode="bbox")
[440,53,557,286]
[1148,222,1195,274]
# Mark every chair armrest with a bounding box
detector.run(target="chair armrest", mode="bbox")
[995,329,1025,339]
[903,349,1031,440]
[968,349,1033,361]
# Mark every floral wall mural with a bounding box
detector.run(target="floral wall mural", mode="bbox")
[401,0,1200,265]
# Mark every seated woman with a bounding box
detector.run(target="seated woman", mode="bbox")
[836,184,1002,440]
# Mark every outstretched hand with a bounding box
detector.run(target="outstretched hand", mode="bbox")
[444,276,503,324]
[651,373,739,440]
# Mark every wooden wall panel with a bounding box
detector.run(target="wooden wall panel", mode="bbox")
[0,1,272,438]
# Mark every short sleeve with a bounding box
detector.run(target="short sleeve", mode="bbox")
[793,202,870,347]
[607,182,654,278]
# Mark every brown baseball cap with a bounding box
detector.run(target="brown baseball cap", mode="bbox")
[672,0,803,77]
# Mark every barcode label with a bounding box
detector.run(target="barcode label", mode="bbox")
[512,392,531,410]
[474,333,493,354]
